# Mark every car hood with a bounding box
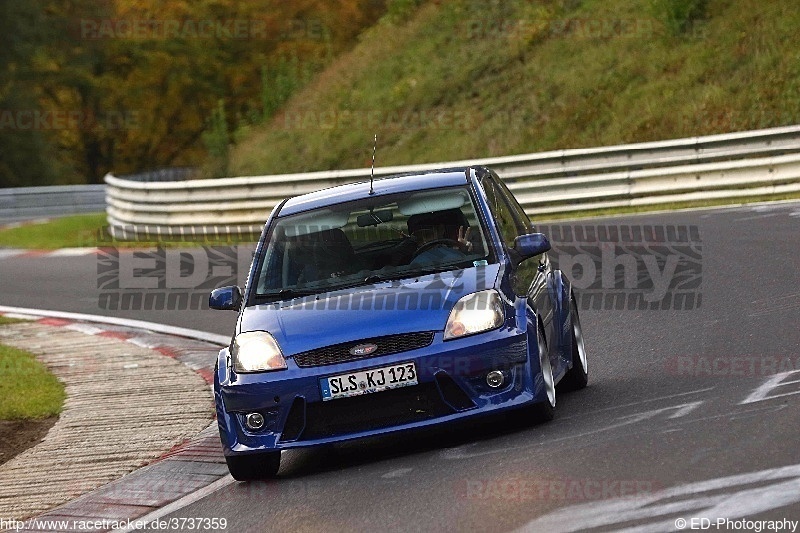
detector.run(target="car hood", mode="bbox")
[239,264,500,357]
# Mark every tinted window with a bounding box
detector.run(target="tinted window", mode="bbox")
[494,175,533,234]
[481,177,528,246]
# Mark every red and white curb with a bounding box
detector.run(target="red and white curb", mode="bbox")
[0,307,237,533]
[0,306,228,347]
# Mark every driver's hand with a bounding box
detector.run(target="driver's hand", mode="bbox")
[458,226,473,252]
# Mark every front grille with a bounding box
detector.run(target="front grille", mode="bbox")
[299,383,454,441]
[293,331,435,368]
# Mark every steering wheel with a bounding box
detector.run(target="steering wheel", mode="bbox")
[411,238,462,259]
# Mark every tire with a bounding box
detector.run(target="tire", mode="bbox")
[225,451,281,481]
[560,294,588,392]
[528,326,556,423]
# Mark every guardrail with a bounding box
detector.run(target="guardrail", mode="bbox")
[0,184,106,222]
[105,125,800,238]
[120,168,197,183]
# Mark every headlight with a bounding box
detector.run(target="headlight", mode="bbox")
[444,290,504,340]
[232,331,287,373]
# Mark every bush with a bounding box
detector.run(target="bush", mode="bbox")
[651,0,707,35]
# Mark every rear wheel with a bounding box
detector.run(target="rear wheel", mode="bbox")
[560,294,588,391]
[528,327,556,423]
[225,451,281,481]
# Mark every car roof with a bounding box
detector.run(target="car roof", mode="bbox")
[278,168,474,216]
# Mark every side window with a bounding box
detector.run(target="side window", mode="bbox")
[495,176,533,234]
[481,177,525,247]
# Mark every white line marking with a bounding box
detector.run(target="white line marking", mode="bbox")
[0,250,24,260]
[517,463,800,533]
[741,370,800,404]
[652,403,785,426]
[0,305,229,345]
[751,291,800,304]
[442,400,707,460]
[733,212,782,222]
[748,302,800,317]
[558,387,715,421]
[47,247,97,257]
[382,467,413,479]
[110,475,236,532]
[615,401,703,424]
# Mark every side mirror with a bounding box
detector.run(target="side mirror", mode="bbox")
[209,286,243,311]
[512,233,551,264]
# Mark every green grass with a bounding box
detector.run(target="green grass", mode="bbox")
[227,0,800,176]
[0,342,65,420]
[0,213,108,249]
[0,317,27,326]
[0,213,258,249]
[533,191,800,222]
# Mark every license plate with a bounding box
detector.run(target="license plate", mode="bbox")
[320,362,417,401]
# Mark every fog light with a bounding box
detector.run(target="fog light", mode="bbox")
[486,370,505,388]
[245,412,265,431]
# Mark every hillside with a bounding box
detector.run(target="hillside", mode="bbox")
[227,0,800,176]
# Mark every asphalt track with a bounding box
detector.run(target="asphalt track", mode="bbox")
[1,201,800,531]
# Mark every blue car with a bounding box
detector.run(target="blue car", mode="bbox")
[209,166,588,480]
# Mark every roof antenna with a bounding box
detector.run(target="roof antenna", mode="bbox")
[369,134,377,195]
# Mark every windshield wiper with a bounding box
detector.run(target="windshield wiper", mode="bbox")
[364,262,469,285]
[255,288,320,302]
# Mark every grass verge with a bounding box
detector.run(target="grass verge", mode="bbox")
[228,0,800,176]
[0,340,65,420]
[0,214,257,249]
[0,213,108,249]
[533,191,800,222]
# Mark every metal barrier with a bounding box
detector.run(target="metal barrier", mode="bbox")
[0,184,106,222]
[105,125,800,237]
[119,168,197,183]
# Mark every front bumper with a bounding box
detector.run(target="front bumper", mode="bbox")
[215,327,544,455]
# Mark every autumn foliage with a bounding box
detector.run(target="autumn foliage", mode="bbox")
[0,0,385,186]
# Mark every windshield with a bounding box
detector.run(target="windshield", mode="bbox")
[252,186,493,302]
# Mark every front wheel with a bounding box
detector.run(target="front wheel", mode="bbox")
[527,327,556,423]
[560,294,588,391]
[225,451,281,481]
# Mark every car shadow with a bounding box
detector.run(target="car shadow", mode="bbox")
[274,405,559,480]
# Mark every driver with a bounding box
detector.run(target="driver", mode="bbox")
[407,210,473,266]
